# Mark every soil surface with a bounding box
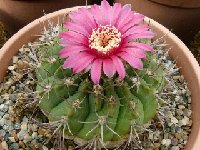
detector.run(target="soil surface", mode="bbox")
[0,22,10,49]
[190,32,200,64]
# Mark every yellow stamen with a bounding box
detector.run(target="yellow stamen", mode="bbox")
[89,25,121,54]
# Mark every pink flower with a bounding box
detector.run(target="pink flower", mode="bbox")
[59,0,155,84]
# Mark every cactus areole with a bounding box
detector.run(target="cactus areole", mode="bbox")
[37,0,165,148]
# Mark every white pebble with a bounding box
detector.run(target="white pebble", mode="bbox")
[166,111,173,118]
[30,124,38,132]
[171,117,179,124]
[161,139,166,145]
[161,139,171,146]
[2,94,9,100]
[171,146,180,150]
[8,66,15,71]
[178,105,185,109]
[148,132,154,140]
[19,48,24,52]
[43,145,49,150]
[12,56,18,64]
[180,117,189,126]
[21,123,28,130]
[166,139,172,146]
[8,137,16,142]
[32,132,38,139]
[22,116,29,123]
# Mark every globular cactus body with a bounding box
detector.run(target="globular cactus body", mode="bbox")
[36,41,165,147]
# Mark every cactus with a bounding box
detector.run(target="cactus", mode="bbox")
[33,0,167,148]
[36,38,165,147]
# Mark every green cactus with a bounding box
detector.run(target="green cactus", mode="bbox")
[36,39,165,147]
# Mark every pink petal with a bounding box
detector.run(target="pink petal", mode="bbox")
[85,63,92,72]
[59,46,88,58]
[73,55,95,73]
[118,52,143,70]
[111,56,125,79]
[63,52,91,69]
[59,32,88,46]
[101,0,111,25]
[123,24,149,37]
[124,31,155,42]
[122,42,153,52]
[77,8,97,28]
[103,58,116,78]
[91,4,103,25]
[115,5,132,28]
[60,38,83,47]
[119,48,146,59]
[91,59,102,84]
[69,11,93,34]
[120,13,145,33]
[64,22,89,37]
[110,3,122,26]
[117,12,134,29]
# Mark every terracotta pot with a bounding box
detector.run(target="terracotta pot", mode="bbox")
[0,7,200,150]
[116,0,200,46]
[0,0,93,35]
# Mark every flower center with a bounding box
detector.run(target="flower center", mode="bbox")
[89,25,122,54]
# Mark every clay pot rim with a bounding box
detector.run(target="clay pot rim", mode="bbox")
[149,0,200,8]
[0,7,200,150]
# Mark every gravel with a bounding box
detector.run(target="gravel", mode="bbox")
[190,31,200,64]
[0,22,10,49]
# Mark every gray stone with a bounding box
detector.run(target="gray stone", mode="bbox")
[171,138,178,146]
[4,133,11,141]
[23,134,32,143]
[9,143,19,150]
[32,132,38,139]
[0,129,6,137]
[5,100,12,105]
[0,104,8,112]
[171,146,180,150]
[13,123,21,129]
[3,125,9,130]
[17,130,27,140]
[8,125,14,131]
[0,118,6,126]
[22,116,29,123]
[3,114,9,119]
[0,98,4,104]
[0,111,5,117]
[9,95,16,101]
